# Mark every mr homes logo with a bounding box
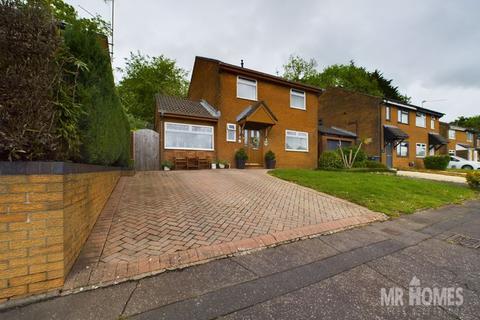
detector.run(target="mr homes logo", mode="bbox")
[381,276,464,307]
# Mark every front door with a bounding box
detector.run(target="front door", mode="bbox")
[244,129,263,165]
[385,142,393,168]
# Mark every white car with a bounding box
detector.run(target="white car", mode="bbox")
[448,156,480,170]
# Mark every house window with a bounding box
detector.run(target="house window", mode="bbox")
[290,89,306,110]
[430,116,435,129]
[285,130,308,152]
[415,112,426,128]
[416,143,427,158]
[385,106,391,121]
[237,76,257,100]
[396,141,409,157]
[448,150,456,155]
[226,123,236,142]
[398,109,409,124]
[448,129,456,140]
[165,122,214,150]
[467,132,473,142]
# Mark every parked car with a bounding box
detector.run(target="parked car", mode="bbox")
[448,156,480,170]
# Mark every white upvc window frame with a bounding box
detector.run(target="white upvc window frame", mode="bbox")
[416,143,427,158]
[385,106,391,121]
[466,132,473,142]
[398,109,409,124]
[236,76,257,101]
[415,112,426,128]
[448,129,456,140]
[164,121,214,151]
[430,116,435,129]
[226,123,236,142]
[285,130,309,152]
[290,89,306,110]
[448,150,456,156]
[396,141,409,157]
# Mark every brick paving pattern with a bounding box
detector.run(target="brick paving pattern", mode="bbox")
[64,170,385,291]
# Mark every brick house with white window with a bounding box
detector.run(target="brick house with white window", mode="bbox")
[154,56,322,168]
[318,87,446,168]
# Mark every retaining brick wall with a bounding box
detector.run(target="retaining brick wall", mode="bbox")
[0,164,121,303]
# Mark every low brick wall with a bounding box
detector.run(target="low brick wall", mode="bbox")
[0,162,121,303]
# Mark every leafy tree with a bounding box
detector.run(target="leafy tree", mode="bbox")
[282,55,318,83]
[117,53,189,128]
[451,116,480,131]
[282,55,410,103]
[369,70,411,103]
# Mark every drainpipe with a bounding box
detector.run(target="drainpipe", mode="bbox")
[160,111,165,165]
[378,101,383,162]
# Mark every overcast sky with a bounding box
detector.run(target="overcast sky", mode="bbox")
[68,0,480,122]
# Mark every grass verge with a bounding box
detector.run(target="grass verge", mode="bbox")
[269,169,478,216]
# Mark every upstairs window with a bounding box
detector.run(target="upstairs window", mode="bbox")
[398,109,409,124]
[467,132,473,142]
[385,106,391,121]
[226,123,236,142]
[237,77,257,100]
[415,112,426,128]
[290,89,306,110]
[448,129,456,140]
[430,116,435,129]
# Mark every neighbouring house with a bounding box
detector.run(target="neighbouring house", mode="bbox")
[318,87,446,168]
[440,123,478,161]
[155,56,322,169]
[318,124,357,154]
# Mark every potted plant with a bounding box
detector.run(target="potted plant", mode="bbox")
[235,148,248,169]
[218,160,228,169]
[211,162,217,169]
[161,160,173,171]
[265,150,276,169]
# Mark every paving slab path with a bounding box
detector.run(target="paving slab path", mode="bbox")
[61,169,384,292]
[2,200,479,319]
[397,170,467,184]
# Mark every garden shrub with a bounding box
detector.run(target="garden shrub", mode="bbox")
[63,22,130,166]
[423,155,450,170]
[337,147,367,163]
[319,151,343,169]
[466,172,480,190]
[364,160,387,169]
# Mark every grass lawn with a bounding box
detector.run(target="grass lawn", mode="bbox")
[269,169,478,216]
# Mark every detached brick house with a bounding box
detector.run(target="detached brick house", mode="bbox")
[318,88,446,168]
[155,56,322,168]
[440,123,478,161]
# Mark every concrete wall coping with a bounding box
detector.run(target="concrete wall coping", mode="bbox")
[0,161,126,175]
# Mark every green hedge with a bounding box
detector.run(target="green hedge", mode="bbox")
[318,151,343,169]
[423,155,450,170]
[466,172,480,189]
[63,23,130,166]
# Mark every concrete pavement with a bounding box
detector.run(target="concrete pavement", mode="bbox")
[397,170,467,184]
[2,200,480,319]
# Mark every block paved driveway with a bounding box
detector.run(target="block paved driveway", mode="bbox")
[64,169,385,291]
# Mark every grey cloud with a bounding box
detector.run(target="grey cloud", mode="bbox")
[68,0,480,120]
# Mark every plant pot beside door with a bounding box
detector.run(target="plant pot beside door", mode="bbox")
[235,148,248,169]
[265,150,276,169]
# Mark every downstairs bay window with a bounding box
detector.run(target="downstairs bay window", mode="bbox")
[164,122,214,150]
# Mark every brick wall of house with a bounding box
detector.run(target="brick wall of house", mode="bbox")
[318,88,382,159]
[380,105,441,168]
[156,116,217,165]
[213,71,319,169]
[0,170,120,303]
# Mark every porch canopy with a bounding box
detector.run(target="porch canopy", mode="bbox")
[236,101,278,130]
[384,125,409,147]
[428,132,448,150]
